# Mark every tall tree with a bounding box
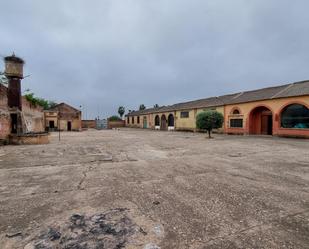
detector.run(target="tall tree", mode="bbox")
[153,104,159,108]
[139,104,146,110]
[196,111,224,138]
[118,106,125,118]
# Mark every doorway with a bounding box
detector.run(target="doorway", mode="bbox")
[168,114,174,127]
[49,120,55,130]
[143,117,147,128]
[249,106,273,135]
[67,121,72,131]
[160,115,167,131]
[10,113,18,134]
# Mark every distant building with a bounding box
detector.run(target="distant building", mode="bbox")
[44,103,82,131]
[126,80,309,138]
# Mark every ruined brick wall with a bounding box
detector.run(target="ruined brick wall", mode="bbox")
[0,114,10,141]
[21,97,45,133]
[0,85,10,141]
[0,84,8,109]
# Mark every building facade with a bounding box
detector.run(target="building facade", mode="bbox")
[0,84,45,143]
[126,80,309,138]
[44,103,82,131]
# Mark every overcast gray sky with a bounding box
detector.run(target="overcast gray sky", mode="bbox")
[1,0,308,119]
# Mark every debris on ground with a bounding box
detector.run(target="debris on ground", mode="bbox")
[24,208,144,249]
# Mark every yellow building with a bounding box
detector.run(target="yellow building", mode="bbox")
[126,80,309,138]
[44,103,82,131]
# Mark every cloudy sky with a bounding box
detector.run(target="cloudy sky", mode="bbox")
[1,0,308,118]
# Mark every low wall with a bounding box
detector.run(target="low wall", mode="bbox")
[108,120,125,129]
[82,120,96,129]
[9,133,49,145]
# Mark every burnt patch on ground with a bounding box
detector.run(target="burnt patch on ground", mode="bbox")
[25,208,140,249]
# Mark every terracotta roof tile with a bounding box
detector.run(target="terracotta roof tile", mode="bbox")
[127,80,309,116]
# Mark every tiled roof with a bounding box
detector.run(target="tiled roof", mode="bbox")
[48,102,80,113]
[127,80,309,116]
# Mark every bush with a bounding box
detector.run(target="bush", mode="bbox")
[108,115,122,121]
[196,111,224,138]
[25,93,57,110]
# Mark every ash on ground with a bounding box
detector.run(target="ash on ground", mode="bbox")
[25,208,144,249]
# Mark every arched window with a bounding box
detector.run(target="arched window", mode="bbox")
[232,109,240,115]
[281,104,309,129]
[155,115,160,126]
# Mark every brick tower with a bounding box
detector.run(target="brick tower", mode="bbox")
[4,54,25,134]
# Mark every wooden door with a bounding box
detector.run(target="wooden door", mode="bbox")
[261,115,272,135]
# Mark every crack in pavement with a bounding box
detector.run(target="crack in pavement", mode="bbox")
[77,165,95,190]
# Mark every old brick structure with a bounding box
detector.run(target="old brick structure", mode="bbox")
[0,84,10,141]
[0,84,45,143]
[44,103,82,131]
[0,55,46,144]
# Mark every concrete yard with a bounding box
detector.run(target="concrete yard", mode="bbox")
[0,129,309,249]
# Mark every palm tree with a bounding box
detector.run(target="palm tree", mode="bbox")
[118,106,125,118]
[139,104,146,110]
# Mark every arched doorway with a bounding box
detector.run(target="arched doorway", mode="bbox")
[143,116,147,128]
[155,115,160,130]
[249,106,273,135]
[168,114,174,130]
[161,115,167,130]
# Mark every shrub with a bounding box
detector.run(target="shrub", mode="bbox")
[108,115,122,121]
[25,93,56,110]
[196,111,224,138]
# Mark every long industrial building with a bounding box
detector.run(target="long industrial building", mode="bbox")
[126,80,309,138]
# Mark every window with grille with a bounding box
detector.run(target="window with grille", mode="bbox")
[230,119,243,128]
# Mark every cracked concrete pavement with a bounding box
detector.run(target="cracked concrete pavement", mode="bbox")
[0,128,309,248]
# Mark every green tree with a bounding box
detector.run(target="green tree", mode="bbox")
[118,106,125,118]
[48,101,57,109]
[153,104,159,108]
[196,111,224,138]
[139,104,146,110]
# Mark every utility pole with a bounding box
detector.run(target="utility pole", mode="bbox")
[58,112,61,141]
